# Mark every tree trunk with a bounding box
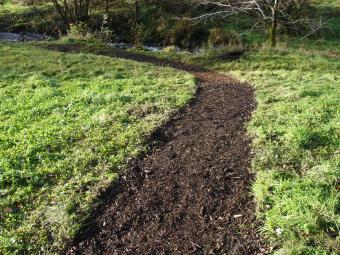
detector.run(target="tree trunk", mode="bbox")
[269,13,278,47]
[269,0,279,47]
[159,0,164,14]
[106,0,109,13]
[135,0,140,24]
[51,0,92,24]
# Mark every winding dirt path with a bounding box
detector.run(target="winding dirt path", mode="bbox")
[46,45,264,254]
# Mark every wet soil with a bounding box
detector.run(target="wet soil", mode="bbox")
[45,44,264,255]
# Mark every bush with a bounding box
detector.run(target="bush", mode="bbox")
[60,22,105,43]
[67,22,91,39]
[162,45,178,53]
[130,22,151,47]
[193,45,245,64]
[190,25,210,48]
[169,20,209,48]
[169,20,191,47]
[12,0,46,5]
[208,28,241,47]
[98,14,114,42]
[154,16,171,45]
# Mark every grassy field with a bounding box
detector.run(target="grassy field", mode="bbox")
[220,47,340,255]
[0,43,195,254]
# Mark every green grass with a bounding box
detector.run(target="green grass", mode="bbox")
[220,48,340,254]
[0,42,195,254]
[0,2,55,34]
[0,2,33,13]
[311,0,340,8]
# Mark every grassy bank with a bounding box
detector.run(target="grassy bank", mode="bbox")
[0,2,55,34]
[221,47,339,254]
[0,43,195,254]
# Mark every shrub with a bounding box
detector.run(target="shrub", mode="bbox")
[60,22,104,43]
[12,0,46,5]
[190,25,210,48]
[130,22,151,47]
[193,45,245,64]
[169,20,191,47]
[154,16,171,45]
[208,28,241,47]
[162,45,178,53]
[67,22,91,39]
[169,20,209,48]
[99,14,114,42]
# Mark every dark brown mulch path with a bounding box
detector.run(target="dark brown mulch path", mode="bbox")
[45,44,265,255]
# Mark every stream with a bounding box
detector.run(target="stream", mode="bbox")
[0,32,47,42]
[0,32,189,54]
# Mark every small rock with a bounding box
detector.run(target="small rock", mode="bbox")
[275,228,283,235]
[232,214,243,218]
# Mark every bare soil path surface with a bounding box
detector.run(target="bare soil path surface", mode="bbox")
[46,45,264,255]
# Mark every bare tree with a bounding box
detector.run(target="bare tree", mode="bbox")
[51,0,93,23]
[135,0,141,23]
[189,0,320,46]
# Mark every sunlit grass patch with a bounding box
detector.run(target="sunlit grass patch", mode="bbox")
[221,48,340,254]
[0,42,195,254]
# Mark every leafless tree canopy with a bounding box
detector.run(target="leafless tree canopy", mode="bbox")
[189,0,322,46]
[51,0,93,23]
[190,0,307,20]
